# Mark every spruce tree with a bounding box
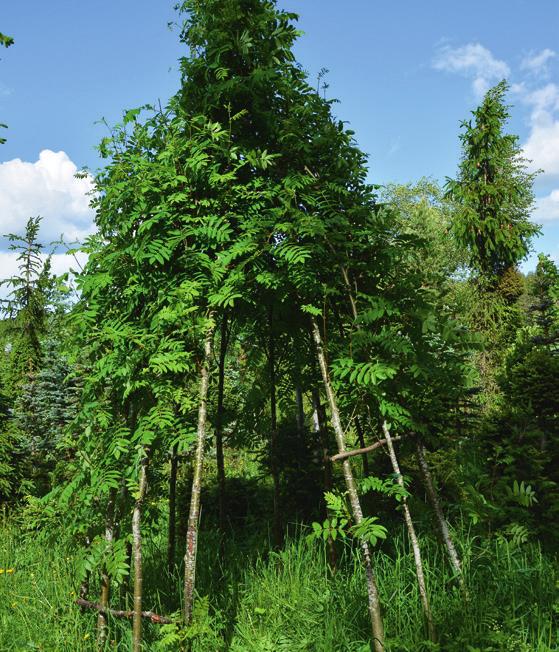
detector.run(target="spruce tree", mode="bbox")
[446,81,540,282]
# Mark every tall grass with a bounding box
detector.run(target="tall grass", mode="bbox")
[0,519,557,651]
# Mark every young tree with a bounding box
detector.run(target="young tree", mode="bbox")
[446,81,540,282]
[0,217,56,497]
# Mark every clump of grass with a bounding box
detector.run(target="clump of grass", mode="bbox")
[0,522,95,651]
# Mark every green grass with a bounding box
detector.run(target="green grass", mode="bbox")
[0,520,557,651]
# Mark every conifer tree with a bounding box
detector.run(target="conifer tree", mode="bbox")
[446,81,539,282]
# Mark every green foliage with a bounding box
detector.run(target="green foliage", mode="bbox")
[360,474,410,503]
[309,491,388,547]
[4,3,557,649]
[0,217,51,384]
[2,522,557,652]
[0,32,13,48]
[446,81,540,280]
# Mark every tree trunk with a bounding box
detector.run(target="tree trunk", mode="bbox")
[97,489,117,648]
[354,416,371,477]
[311,388,337,569]
[216,314,229,548]
[79,536,91,604]
[382,423,435,641]
[295,386,304,434]
[416,439,464,587]
[311,318,384,652]
[268,306,282,548]
[132,450,150,652]
[167,444,178,575]
[183,320,215,625]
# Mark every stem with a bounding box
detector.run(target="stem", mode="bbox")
[167,444,178,575]
[354,417,371,476]
[216,314,229,547]
[416,439,464,587]
[79,536,91,604]
[311,388,336,569]
[382,423,435,642]
[183,318,215,625]
[132,450,149,652]
[268,306,282,548]
[311,317,385,651]
[295,386,304,434]
[97,489,117,648]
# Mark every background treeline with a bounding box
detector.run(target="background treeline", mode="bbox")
[0,1,557,651]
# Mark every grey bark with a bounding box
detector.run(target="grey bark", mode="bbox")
[167,444,178,575]
[416,439,464,587]
[183,320,215,624]
[382,423,435,641]
[132,450,149,652]
[311,318,385,652]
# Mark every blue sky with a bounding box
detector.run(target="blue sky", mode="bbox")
[1,0,558,281]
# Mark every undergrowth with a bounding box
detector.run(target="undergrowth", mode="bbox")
[0,519,557,651]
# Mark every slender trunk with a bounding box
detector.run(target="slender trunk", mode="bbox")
[311,318,384,652]
[312,388,337,569]
[295,386,304,434]
[115,482,132,603]
[383,424,435,641]
[167,444,178,575]
[97,489,117,648]
[416,439,464,587]
[132,451,150,652]
[341,266,358,321]
[183,320,215,625]
[268,307,282,548]
[216,314,229,547]
[79,536,91,603]
[354,417,370,477]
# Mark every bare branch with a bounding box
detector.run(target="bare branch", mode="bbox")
[330,435,403,462]
[75,599,173,625]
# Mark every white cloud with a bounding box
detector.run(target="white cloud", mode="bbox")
[0,149,95,250]
[433,43,510,97]
[523,118,559,176]
[516,83,559,178]
[520,48,556,77]
[533,189,559,223]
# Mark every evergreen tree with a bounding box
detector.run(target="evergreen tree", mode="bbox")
[446,81,540,282]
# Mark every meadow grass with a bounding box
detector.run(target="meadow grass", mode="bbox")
[0,518,557,651]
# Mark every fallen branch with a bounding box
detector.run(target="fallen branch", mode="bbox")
[330,435,402,462]
[75,599,173,624]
